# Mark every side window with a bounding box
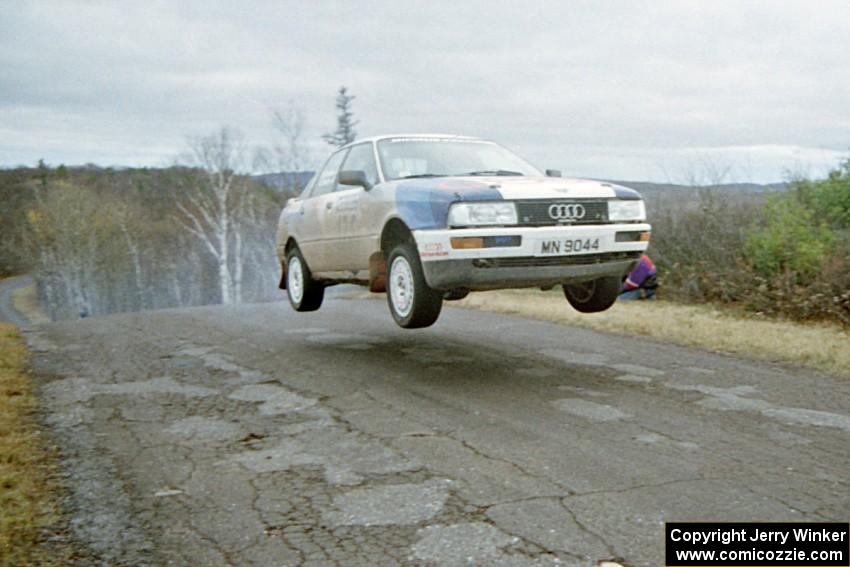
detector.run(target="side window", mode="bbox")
[311,149,348,197]
[337,143,379,190]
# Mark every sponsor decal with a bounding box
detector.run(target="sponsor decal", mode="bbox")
[420,242,449,258]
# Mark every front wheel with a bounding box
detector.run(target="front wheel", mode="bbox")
[563,276,621,313]
[386,243,443,328]
[286,248,324,312]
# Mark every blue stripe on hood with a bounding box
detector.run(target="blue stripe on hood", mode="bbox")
[396,179,503,229]
[611,184,642,200]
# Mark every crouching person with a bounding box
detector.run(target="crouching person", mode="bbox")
[619,254,658,300]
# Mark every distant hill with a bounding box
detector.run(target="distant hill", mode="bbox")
[606,180,787,194]
[603,180,788,211]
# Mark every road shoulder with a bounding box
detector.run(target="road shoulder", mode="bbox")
[457,290,850,377]
[0,322,76,565]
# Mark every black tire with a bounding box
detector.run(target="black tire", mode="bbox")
[285,247,324,312]
[563,276,621,313]
[386,242,443,328]
[443,288,470,301]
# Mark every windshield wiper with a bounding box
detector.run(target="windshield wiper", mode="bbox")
[397,173,448,179]
[458,170,525,177]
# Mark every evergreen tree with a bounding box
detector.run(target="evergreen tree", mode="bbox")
[37,158,49,187]
[322,86,358,147]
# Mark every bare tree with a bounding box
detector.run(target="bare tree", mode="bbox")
[662,151,735,189]
[175,127,250,305]
[271,101,312,196]
[114,202,148,310]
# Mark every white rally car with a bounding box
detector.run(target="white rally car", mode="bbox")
[277,134,650,328]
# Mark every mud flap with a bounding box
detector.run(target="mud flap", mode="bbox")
[369,252,387,292]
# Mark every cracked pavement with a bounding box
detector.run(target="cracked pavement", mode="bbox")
[25,296,850,566]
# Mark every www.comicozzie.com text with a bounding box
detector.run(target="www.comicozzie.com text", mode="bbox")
[670,527,848,546]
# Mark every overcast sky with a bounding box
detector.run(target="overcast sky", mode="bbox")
[2,1,849,182]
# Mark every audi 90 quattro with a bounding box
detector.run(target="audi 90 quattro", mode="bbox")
[276,134,651,328]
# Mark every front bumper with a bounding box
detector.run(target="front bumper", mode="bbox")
[413,223,650,291]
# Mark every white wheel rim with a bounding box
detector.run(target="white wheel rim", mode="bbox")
[389,256,414,317]
[288,256,304,304]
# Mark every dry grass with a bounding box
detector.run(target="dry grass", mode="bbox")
[0,323,70,565]
[11,283,50,324]
[457,290,850,377]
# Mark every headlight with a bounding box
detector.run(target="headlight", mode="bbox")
[448,202,518,226]
[608,200,646,222]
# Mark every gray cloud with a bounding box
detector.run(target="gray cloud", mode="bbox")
[2,0,848,181]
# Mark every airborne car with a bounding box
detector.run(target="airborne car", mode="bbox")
[277,135,650,328]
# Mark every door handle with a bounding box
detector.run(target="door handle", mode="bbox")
[325,202,333,210]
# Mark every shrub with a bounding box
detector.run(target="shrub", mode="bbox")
[650,162,849,327]
[795,159,850,229]
[650,189,761,304]
[745,194,832,283]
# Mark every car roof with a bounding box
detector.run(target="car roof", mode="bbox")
[341,133,485,148]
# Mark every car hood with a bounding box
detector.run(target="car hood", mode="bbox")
[394,176,639,200]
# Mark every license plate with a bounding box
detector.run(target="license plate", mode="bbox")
[537,237,600,255]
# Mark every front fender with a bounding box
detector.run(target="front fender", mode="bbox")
[276,199,306,260]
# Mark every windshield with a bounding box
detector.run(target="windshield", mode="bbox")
[377,137,541,181]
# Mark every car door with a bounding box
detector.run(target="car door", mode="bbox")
[297,148,348,272]
[324,142,381,271]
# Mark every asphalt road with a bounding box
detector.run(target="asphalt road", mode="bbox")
[0,274,33,326]
[25,295,850,566]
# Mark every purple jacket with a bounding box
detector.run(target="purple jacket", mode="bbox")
[623,255,656,290]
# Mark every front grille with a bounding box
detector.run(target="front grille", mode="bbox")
[474,251,641,269]
[515,199,608,226]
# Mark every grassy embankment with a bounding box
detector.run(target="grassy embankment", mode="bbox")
[456,290,850,377]
[0,321,70,565]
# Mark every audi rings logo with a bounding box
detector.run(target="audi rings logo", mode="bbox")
[548,203,586,221]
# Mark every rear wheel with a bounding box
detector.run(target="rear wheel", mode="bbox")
[286,247,324,311]
[386,242,442,328]
[563,276,620,313]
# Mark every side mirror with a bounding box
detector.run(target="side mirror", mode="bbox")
[545,169,562,178]
[338,170,372,190]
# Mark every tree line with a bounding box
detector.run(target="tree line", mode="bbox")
[0,87,359,320]
[1,155,282,320]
